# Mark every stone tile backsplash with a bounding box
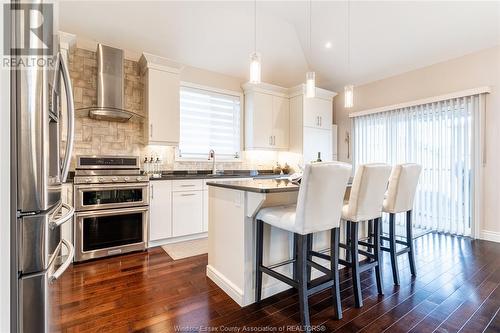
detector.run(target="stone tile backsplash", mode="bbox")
[67,47,300,171]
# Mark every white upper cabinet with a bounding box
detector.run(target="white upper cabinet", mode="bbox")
[288,85,337,161]
[139,53,183,145]
[303,96,332,130]
[243,83,289,150]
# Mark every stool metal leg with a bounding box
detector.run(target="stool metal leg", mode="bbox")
[293,233,299,282]
[367,219,373,254]
[306,234,313,283]
[389,213,400,286]
[345,221,351,263]
[331,227,342,320]
[350,222,363,308]
[297,234,311,331]
[406,210,417,276]
[255,219,264,302]
[374,218,384,295]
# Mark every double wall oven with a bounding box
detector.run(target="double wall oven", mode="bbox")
[73,156,149,262]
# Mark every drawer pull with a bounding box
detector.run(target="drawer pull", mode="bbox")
[180,184,196,187]
[180,193,197,197]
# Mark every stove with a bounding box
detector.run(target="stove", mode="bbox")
[73,156,149,262]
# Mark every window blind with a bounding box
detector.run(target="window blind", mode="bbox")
[353,95,481,236]
[179,86,241,159]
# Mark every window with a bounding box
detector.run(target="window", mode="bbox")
[353,95,481,236]
[178,85,241,160]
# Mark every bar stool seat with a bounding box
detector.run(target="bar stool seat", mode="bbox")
[256,205,297,233]
[254,162,351,332]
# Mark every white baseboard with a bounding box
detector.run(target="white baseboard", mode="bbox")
[206,265,244,306]
[148,232,207,248]
[480,230,500,243]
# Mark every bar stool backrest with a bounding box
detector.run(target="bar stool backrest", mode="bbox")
[384,163,422,213]
[345,163,392,222]
[295,161,352,235]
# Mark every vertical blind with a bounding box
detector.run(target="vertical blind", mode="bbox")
[179,86,241,159]
[353,95,480,236]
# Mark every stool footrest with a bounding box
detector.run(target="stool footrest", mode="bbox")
[358,249,376,259]
[307,276,334,296]
[267,258,295,270]
[359,261,379,273]
[309,250,331,261]
[308,260,332,276]
[358,240,374,248]
[259,266,298,289]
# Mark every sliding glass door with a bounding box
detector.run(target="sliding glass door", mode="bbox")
[353,95,481,236]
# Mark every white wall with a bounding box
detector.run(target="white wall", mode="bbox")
[0,0,11,330]
[333,46,500,240]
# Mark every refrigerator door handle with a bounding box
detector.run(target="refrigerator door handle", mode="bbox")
[49,203,75,229]
[59,52,75,183]
[49,239,74,283]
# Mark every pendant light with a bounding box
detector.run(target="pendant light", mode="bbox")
[344,0,354,108]
[305,0,315,98]
[249,0,261,83]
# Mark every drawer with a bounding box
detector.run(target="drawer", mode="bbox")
[172,179,203,192]
[172,191,203,237]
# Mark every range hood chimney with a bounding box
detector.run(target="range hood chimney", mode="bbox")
[86,44,139,122]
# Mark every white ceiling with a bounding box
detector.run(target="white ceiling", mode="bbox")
[60,1,500,91]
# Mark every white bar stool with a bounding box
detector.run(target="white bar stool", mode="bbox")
[339,163,391,308]
[381,163,422,285]
[255,162,351,331]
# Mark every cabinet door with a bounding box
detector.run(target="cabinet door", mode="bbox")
[303,97,332,130]
[172,191,203,237]
[248,92,273,149]
[272,96,289,149]
[303,127,332,163]
[149,181,172,242]
[146,69,180,145]
[203,190,208,232]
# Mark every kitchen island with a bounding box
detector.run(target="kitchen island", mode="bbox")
[206,179,341,307]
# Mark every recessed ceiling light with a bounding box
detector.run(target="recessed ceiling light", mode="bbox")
[324,41,332,49]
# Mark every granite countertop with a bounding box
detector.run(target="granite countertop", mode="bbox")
[149,170,282,181]
[65,170,283,183]
[206,178,300,193]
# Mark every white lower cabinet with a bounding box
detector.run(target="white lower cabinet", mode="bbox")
[172,191,203,237]
[149,180,172,242]
[203,190,209,232]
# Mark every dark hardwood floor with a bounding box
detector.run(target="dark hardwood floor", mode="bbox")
[53,233,500,332]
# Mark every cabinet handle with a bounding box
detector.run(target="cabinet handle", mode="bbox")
[273,136,276,145]
[180,193,196,197]
[316,116,319,126]
[150,124,153,138]
[180,184,196,187]
[319,116,322,127]
[269,136,272,146]
[151,184,154,199]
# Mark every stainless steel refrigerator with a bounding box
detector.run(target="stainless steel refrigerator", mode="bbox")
[10,1,76,332]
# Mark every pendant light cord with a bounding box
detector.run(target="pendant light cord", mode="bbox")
[254,0,257,52]
[309,0,312,61]
[347,0,351,69]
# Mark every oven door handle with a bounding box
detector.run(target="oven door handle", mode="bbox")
[49,203,75,229]
[49,239,74,283]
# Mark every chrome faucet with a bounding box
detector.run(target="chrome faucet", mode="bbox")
[208,149,217,175]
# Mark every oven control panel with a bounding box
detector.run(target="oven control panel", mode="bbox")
[74,175,149,184]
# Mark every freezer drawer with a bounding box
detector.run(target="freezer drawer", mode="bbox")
[18,202,74,274]
[18,239,74,333]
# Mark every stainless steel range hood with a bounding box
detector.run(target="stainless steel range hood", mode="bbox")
[81,44,141,122]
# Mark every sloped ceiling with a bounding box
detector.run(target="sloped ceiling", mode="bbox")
[60,1,500,91]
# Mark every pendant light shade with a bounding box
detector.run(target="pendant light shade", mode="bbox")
[305,0,315,98]
[306,71,316,98]
[344,84,354,108]
[249,52,261,84]
[249,0,261,84]
[344,0,354,108]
